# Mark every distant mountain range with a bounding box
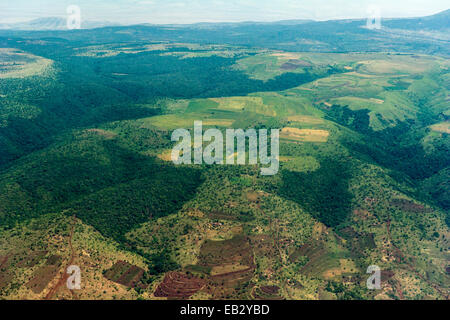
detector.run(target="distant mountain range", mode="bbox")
[147,19,315,29]
[179,9,450,31]
[382,9,450,31]
[0,17,120,30]
[0,9,448,31]
[0,10,448,56]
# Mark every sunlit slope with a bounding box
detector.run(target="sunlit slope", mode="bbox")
[0,212,151,300]
[0,48,53,79]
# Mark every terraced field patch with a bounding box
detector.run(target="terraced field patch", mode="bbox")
[154,272,206,299]
[104,261,145,288]
[280,127,329,142]
[252,285,283,300]
[289,243,348,279]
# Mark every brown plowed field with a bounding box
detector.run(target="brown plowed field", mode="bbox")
[27,255,62,294]
[104,260,145,288]
[252,285,283,300]
[154,272,206,298]
[0,255,13,290]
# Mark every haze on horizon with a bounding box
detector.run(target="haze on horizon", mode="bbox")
[1,0,449,25]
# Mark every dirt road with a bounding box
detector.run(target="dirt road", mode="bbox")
[44,216,77,300]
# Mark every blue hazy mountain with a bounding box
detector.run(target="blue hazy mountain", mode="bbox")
[0,17,120,30]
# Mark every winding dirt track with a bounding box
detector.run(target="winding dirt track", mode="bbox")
[44,216,77,300]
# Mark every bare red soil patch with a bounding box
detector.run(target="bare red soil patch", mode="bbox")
[154,272,206,299]
[381,270,395,283]
[26,255,62,294]
[0,255,9,269]
[0,255,13,290]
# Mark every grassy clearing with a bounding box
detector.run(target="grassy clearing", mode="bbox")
[0,48,53,79]
[430,122,450,134]
[356,56,439,75]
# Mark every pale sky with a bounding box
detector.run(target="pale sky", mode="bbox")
[0,0,449,24]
